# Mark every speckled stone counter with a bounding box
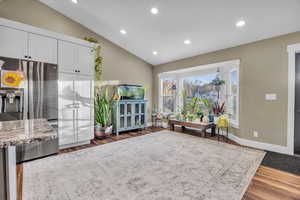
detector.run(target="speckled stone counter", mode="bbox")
[0,119,57,148]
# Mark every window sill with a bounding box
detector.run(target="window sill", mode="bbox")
[230,121,239,129]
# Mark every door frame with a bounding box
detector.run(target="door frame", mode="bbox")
[287,43,300,155]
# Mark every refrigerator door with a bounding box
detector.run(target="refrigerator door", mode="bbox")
[27,61,58,121]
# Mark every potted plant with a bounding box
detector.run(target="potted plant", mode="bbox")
[213,101,226,122]
[94,88,113,138]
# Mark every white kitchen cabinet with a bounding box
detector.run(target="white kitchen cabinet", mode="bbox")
[0,26,27,59]
[75,75,94,142]
[77,45,94,75]
[58,40,77,73]
[58,40,94,75]
[58,73,76,146]
[28,33,57,64]
[58,72,94,149]
[0,26,58,64]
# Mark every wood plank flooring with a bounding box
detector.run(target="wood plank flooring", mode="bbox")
[17,127,300,200]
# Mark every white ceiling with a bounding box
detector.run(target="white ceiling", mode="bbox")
[40,0,300,65]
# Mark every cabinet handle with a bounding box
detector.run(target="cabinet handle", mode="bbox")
[24,55,28,58]
[28,56,32,59]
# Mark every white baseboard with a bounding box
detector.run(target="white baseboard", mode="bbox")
[147,123,290,155]
[228,133,290,155]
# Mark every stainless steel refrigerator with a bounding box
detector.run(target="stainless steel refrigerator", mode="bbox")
[0,56,58,162]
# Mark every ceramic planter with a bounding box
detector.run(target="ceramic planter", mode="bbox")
[94,125,113,138]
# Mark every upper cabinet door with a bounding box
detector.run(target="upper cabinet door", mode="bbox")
[28,33,58,64]
[58,40,76,73]
[77,45,94,75]
[0,26,27,59]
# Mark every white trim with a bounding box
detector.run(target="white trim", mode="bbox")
[228,133,290,154]
[287,43,300,155]
[159,59,240,77]
[228,67,239,128]
[0,17,94,48]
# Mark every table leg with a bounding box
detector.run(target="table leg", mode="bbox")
[218,128,220,141]
[170,124,175,131]
[226,127,229,143]
[182,126,186,132]
[211,125,216,136]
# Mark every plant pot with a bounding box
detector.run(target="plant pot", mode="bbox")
[94,125,106,138]
[94,125,113,139]
[104,126,113,136]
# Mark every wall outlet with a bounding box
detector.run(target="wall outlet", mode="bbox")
[253,131,259,138]
[265,93,277,101]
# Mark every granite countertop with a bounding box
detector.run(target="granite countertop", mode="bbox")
[0,119,57,148]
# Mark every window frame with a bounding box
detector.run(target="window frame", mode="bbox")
[158,74,178,114]
[158,60,240,128]
[228,67,239,128]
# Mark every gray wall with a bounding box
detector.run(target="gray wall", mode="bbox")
[0,0,153,121]
[153,31,300,147]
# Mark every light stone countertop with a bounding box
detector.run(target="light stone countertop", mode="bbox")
[0,119,57,148]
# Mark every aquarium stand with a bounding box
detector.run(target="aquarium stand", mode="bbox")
[113,100,147,135]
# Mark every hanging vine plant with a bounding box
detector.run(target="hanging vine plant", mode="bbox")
[84,37,103,90]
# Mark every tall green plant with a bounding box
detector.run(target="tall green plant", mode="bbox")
[95,88,112,127]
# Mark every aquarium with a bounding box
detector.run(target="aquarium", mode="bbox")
[117,85,145,100]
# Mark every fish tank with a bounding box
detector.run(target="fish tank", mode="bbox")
[117,84,145,100]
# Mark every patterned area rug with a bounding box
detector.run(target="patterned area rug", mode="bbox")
[23,131,265,200]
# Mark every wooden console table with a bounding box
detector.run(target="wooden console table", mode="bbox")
[169,119,216,137]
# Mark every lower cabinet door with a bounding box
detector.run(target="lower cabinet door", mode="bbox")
[58,73,76,146]
[75,75,94,142]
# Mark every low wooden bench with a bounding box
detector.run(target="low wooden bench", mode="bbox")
[169,119,216,137]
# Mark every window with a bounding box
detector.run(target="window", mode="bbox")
[160,78,176,113]
[183,74,218,103]
[228,70,239,126]
[158,60,239,127]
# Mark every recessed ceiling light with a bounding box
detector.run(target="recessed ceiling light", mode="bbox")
[184,40,191,45]
[151,7,159,15]
[153,51,158,55]
[71,0,78,4]
[120,29,127,35]
[236,20,245,27]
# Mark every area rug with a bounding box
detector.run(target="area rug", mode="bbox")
[23,131,265,200]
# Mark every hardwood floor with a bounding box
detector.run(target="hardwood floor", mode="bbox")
[243,166,300,200]
[17,127,300,200]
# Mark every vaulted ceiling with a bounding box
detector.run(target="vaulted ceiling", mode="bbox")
[40,0,300,65]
